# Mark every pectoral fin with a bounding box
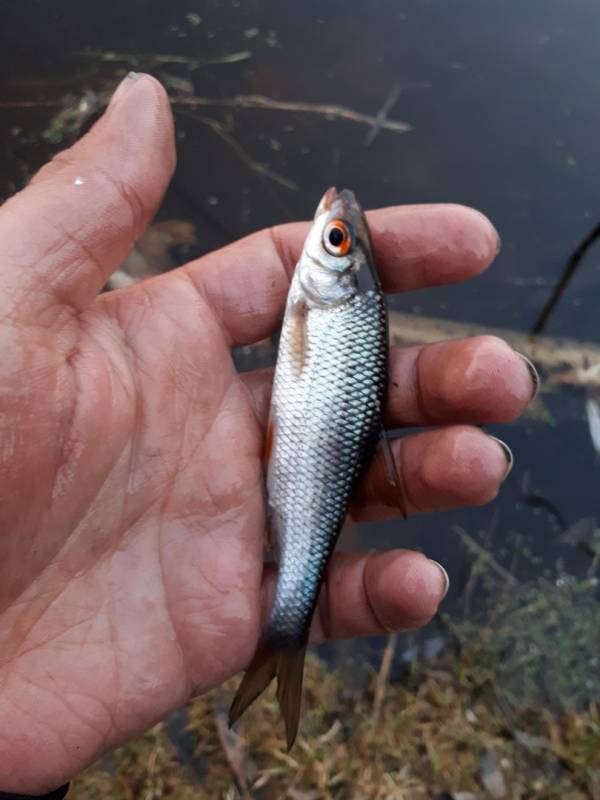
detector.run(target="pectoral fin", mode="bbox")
[288,298,307,376]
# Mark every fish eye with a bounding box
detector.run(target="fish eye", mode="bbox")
[323,219,353,257]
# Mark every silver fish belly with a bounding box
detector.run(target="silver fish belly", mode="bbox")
[230,187,388,748]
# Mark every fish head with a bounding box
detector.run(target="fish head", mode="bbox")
[299,187,381,305]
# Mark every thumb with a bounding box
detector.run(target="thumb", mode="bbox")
[0,72,176,315]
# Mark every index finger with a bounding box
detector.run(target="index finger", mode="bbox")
[186,204,499,347]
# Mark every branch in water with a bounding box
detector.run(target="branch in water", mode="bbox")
[0,100,62,109]
[452,525,518,586]
[173,94,412,134]
[77,48,253,68]
[181,111,297,191]
[388,310,600,389]
[1,92,412,137]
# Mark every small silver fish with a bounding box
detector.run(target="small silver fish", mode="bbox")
[229,187,389,748]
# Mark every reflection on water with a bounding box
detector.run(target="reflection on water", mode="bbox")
[1,0,599,785]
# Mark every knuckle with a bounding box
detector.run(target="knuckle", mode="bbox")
[100,170,148,237]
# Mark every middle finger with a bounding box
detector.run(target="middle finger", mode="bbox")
[241,334,536,429]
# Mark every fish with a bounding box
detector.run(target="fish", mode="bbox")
[229,187,389,749]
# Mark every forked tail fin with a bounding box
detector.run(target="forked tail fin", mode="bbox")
[228,639,307,750]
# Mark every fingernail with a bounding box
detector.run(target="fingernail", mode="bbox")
[109,71,144,107]
[428,559,450,599]
[488,435,514,481]
[517,352,540,400]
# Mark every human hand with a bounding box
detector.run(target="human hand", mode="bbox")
[0,74,535,793]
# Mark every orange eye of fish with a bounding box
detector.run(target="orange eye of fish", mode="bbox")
[323,219,353,256]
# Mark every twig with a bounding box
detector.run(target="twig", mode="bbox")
[364,84,406,146]
[452,525,518,586]
[372,632,398,732]
[214,709,254,800]
[461,552,480,621]
[1,92,412,137]
[388,310,600,389]
[181,111,297,191]
[174,93,412,133]
[0,100,62,109]
[77,48,252,68]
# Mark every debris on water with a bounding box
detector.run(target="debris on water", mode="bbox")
[190,114,297,190]
[364,84,403,147]
[160,72,195,96]
[387,310,600,389]
[186,12,202,26]
[452,525,517,585]
[243,27,260,39]
[42,90,101,143]
[176,93,412,135]
[264,30,280,48]
[78,47,252,68]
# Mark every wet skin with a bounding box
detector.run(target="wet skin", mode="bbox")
[0,74,535,793]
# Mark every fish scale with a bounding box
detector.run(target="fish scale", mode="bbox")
[268,289,387,642]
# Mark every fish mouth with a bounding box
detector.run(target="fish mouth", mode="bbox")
[315,186,371,251]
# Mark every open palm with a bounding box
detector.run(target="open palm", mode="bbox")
[0,75,535,794]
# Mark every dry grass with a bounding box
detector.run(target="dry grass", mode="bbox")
[73,642,600,800]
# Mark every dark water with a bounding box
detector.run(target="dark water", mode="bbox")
[1,0,599,734]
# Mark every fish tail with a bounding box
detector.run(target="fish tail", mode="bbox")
[276,645,306,750]
[229,638,307,750]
